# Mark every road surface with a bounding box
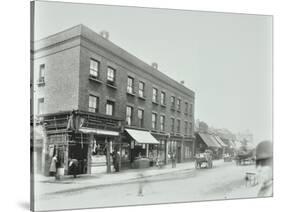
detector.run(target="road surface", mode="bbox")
[35,161,260,211]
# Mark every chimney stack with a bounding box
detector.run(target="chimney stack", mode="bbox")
[151,62,158,69]
[100,30,109,40]
[180,80,185,85]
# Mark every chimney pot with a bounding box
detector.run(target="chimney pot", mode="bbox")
[100,30,109,40]
[152,62,158,69]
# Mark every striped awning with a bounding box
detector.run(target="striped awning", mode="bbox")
[214,136,227,147]
[198,133,221,148]
[126,129,160,144]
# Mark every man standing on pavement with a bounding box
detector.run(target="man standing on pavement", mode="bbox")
[69,157,79,178]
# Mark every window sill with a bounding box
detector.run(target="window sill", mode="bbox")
[152,101,159,105]
[138,96,146,100]
[89,76,103,84]
[177,110,181,113]
[170,107,176,111]
[160,104,166,108]
[106,83,117,89]
[127,92,136,96]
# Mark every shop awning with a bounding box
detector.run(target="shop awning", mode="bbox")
[125,129,160,144]
[198,133,221,148]
[79,127,119,136]
[214,135,227,147]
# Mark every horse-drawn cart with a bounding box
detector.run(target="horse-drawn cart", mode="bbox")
[195,150,213,169]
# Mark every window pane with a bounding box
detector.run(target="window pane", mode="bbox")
[139,82,144,97]
[89,95,98,113]
[107,67,115,82]
[127,77,134,93]
[161,92,165,104]
[153,88,158,102]
[106,101,114,115]
[126,106,132,125]
[90,59,99,77]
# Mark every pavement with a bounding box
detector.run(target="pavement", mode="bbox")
[34,160,225,197]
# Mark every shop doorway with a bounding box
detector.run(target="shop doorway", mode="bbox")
[68,143,89,174]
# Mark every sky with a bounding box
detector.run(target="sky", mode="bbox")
[33,1,273,143]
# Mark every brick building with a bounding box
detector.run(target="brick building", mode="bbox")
[31,25,195,175]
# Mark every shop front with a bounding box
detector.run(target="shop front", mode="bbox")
[124,129,160,169]
[79,127,120,174]
[167,137,183,163]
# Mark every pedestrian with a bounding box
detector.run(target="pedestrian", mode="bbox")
[115,151,120,172]
[255,141,273,197]
[49,155,57,178]
[69,157,79,178]
[172,153,176,168]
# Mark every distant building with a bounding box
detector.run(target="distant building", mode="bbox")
[31,25,195,175]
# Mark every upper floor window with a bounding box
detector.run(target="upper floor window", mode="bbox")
[189,104,193,117]
[89,95,99,113]
[177,99,181,111]
[160,91,166,105]
[107,67,116,84]
[152,113,157,130]
[171,118,175,132]
[189,122,193,135]
[185,102,189,114]
[106,100,115,116]
[37,98,44,115]
[127,77,134,94]
[184,121,188,135]
[39,64,45,83]
[126,106,133,126]
[177,119,181,133]
[171,96,176,108]
[138,109,144,128]
[139,81,145,98]
[90,58,100,78]
[152,88,158,103]
[160,115,165,131]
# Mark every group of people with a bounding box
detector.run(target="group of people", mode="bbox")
[49,155,80,179]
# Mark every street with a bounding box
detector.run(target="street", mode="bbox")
[35,161,260,211]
